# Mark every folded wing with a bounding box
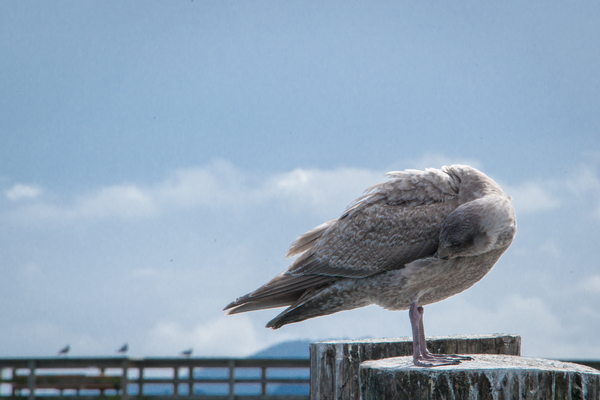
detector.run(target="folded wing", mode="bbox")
[224,167,461,315]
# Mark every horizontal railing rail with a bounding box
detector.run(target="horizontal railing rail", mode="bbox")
[0,357,310,400]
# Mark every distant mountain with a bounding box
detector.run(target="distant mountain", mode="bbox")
[249,339,312,359]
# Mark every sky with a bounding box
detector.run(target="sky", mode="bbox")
[1,1,599,360]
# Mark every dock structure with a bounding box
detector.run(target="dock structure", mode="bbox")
[2,337,599,399]
[0,357,309,400]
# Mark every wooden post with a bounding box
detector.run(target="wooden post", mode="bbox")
[360,354,600,399]
[100,367,105,396]
[228,359,235,400]
[8,367,17,396]
[187,366,193,396]
[120,360,129,400]
[310,334,521,400]
[27,360,35,400]
[138,364,144,397]
[261,365,267,397]
[174,366,179,396]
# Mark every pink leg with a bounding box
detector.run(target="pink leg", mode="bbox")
[409,302,472,367]
[409,302,422,364]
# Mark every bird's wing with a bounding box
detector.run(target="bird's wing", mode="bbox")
[224,167,461,315]
[286,219,336,258]
[224,273,335,314]
[287,167,460,278]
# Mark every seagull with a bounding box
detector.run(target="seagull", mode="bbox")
[58,345,70,356]
[224,165,517,367]
[117,343,128,354]
[181,348,193,357]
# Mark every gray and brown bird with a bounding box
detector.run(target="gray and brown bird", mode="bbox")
[224,165,516,366]
[117,343,128,354]
[181,348,193,357]
[58,345,70,356]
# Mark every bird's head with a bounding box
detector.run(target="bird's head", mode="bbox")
[436,196,516,260]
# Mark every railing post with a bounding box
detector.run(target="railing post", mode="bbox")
[11,367,17,397]
[27,360,35,400]
[261,365,267,398]
[120,359,129,400]
[228,359,235,400]
[187,366,193,396]
[173,366,179,396]
[100,368,105,396]
[138,364,144,398]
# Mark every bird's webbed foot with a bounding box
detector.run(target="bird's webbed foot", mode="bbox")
[409,302,473,367]
[413,352,472,367]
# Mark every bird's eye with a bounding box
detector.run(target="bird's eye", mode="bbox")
[451,242,462,247]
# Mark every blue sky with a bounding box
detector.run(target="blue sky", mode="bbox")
[1,1,599,359]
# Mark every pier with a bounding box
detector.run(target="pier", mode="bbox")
[0,357,309,400]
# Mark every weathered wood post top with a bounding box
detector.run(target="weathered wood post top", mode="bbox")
[310,333,521,400]
[310,334,600,400]
[360,355,600,399]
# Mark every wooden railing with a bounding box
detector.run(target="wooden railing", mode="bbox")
[0,357,310,400]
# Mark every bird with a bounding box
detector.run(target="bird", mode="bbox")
[181,348,193,357]
[58,345,70,356]
[224,165,517,367]
[117,343,128,354]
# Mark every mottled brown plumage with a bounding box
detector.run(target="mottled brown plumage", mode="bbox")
[224,165,516,365]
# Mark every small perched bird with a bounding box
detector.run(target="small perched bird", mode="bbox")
[58,345,70,356]
[225,165,516,367]
[181,348,193,357]
[117,343,128,354]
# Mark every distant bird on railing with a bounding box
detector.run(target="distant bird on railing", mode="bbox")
[117,343,128,354]
[58,345,70,356]
[181,348,193,357]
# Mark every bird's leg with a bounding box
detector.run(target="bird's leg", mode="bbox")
[416,305,473,364]
[409,302,422,364]
[409,302,456,366]
[409,302,470,367]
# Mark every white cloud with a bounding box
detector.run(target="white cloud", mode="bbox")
[3,160,386,224]
[498,161,600,219]
[145,316,265,357]
[566,164,600,195]
[11,158,590,228]
[428,293,565,357]
[22,158,567,227]
[538,240,561,259]
[565,163,600,220]
[155,160,248,208]
[5,184,42,201]
[581,275,600,294]
[71,185,156,220]
[7,184,156,223]
[503,181,561,214]
[265,167,385,217]
[154,161,386,219]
